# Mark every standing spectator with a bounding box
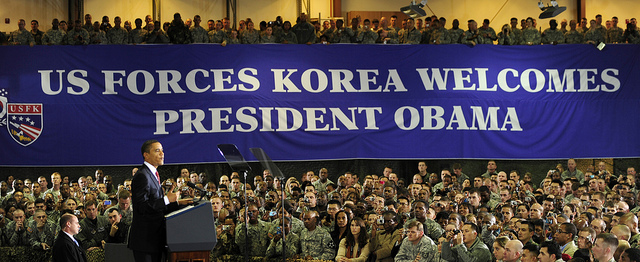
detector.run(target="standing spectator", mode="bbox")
[190,15,208,43]
[65,20,90,45]
[542,19,565,44]
[8,19,35,46]
[478,19,497,44]
[89,21,108,44]
[52,213,87,262]
[522,18,541,45]
[30,20,44,45]
[241,21,260,44]
[107,16,128,44]
[128,18,148,44]
[292,13,315,44]
[145,21,169,44]
[82,14,93,32]
[607,16,624,43]
[167,13,192,44]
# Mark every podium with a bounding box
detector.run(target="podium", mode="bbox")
[165,201,217,262]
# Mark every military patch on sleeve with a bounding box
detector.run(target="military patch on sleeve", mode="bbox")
[328,240,335,249]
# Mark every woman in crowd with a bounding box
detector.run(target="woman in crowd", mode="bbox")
[335,217,370,262]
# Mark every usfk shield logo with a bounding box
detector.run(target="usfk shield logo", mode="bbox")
[7,103,43,146]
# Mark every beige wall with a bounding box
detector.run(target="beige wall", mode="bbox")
[343,0,578,28]
[0,0,67,33]
[2,0,638,33]
[586,0,639,24]
[85,0,152,27]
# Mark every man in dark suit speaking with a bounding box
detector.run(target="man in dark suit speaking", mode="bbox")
[128,140,192,262]
[53,213,87,262]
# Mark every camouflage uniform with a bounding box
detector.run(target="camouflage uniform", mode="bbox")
[630,233,640,248]
[607,26,624,43]
[241,30,260,44]
[227,37,240,45]
[341,27,360,43]
[31,29,44,45]
[128,28,149,44]
[584,28,606,44]
[279,31,297,44]
[448,28,465,44]
[497,32,515,45]
[42,29,66,45]
[146,29,170,44]
[190,26,209,43]
[462,29,480,45]
[8,28,35,45]
[477,27,497,44]
[328,28,341,43]
[421,27,433,44]
[406,218,443,241]
[430,28,450,44]
[623,29,640,44]
[564,29,584,44]
[209,30,227,44]
[260,34,277,43]
[90,29,108,44]
[65,28,90,45]
[107,27,129,44]
[167,21,192,44]
[292,21,315,44]
[522,27,541,45]
[360,29,378,44]
[395,235,439,262]
[397,29,405,44]
[6,221,30,246]
[382,27,399,43]
[235,220,272,257]
[542,28,565,44]
[300,226,336,260]
[270,217,304,236]
[321,28,337,43]
[404,28,422,44]
[76,216,110,249]
[442,237,492,262]
[28,220,58,249]
[212,228,240,257]
[265,232,300,258]
[511,28,523,45]
[83,23,93,32]
[594,26,607,41]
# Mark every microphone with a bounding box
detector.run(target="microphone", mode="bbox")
[186,182,206,193]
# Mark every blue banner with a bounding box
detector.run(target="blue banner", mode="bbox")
[1,44,639,166]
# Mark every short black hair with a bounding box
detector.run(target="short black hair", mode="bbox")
[141,139,159,156]
[541,241,562,260]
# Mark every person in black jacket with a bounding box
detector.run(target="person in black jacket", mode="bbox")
[52,213,87,262]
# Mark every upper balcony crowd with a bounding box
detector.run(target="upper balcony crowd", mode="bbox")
[1,12,639,46]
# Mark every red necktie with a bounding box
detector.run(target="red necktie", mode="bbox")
[155,171,160,185]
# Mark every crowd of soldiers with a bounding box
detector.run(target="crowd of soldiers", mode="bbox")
[2,159,640,262]
[2,12,640,46]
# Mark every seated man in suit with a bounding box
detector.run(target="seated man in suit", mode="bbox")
[53,213,87,262]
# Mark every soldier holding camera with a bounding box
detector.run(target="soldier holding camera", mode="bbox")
[369,211,403,262]
[441,222,492,262]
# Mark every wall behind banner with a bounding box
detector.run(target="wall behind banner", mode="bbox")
[2,0,639,33]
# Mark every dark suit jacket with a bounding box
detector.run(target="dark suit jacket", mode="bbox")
[128,164,179,253]
[52,231,87,262]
